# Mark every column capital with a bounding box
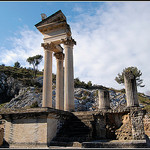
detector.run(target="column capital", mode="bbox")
[61,37,76,46]
[54,52,64,60]
[41,42,55,51]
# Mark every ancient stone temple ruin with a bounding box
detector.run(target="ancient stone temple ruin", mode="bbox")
[0,10,149,148]
[35,10,76,111]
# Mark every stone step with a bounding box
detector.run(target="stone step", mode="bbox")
[75,115,94,120]
[56,133,90,138]
[50,140,148,148]
[82,140,148,148]
[65,121,87,124]
[50,141,74,147]
[62,123,89,127]
[57,132,90,136]
[59,127,90,131]
[63,125,89,129]
[50,141,82,147]
[52,137,90,142]
[58,127,90,132]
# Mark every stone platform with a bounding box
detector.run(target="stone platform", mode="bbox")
[0,107,72,148]
[0,107,149,148]
[49,140,148,149]
[82,140,148,148]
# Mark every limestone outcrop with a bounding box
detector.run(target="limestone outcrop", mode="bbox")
[0,73,23,104]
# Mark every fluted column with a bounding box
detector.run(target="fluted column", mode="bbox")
[124,71,139,107]
[54,52,64,110]
[61,37,76,111]
[41,43,53,107]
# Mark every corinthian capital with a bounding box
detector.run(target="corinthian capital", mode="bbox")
[61,37,76,46]
[54,52,64,60]
[41,42,56,51]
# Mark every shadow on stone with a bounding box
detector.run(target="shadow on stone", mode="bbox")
[0,139,9,148]
[145,134,150,148]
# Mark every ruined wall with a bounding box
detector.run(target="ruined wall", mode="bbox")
[95,115,106,139]
[130,108,145,140]
[106,113,124,140]
[114,108,146,141]
[74,108,146,141]
[115,114,132,140]
[143,114,150,137]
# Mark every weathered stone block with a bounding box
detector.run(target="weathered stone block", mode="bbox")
[0,108,72,148]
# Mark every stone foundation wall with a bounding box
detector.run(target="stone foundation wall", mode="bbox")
[0,107,147,148]
[1,108,72,148]
[4,118,48,147]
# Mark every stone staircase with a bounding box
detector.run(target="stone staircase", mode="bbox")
[50,113,92,147]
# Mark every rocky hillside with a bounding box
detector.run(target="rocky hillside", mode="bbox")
[0,66,150,112]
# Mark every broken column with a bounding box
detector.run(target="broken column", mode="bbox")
[61,37,76,111]
[124,71,139,107]
[54,52,64,110]
[98,89,110,110]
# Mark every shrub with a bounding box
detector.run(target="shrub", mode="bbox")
[30,101,39,108]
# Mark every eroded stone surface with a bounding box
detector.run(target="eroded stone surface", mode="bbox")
[115,114,132,140]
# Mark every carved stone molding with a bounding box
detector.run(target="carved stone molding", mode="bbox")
[61,37,76,46]
[54,52,65,60]
[41,42,56,51]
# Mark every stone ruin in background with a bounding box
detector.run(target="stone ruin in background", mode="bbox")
[0,10,149,148]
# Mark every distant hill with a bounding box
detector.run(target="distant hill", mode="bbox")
[0,65,150,113]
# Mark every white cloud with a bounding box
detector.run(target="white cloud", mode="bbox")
[0,26,44,70]
[71,2,150,94]
[0,2,150,95]
[0,26,58,73]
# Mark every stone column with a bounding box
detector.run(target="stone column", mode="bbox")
[54,52,64,110]
[61,37,76,111]
[41,43,53,107]
[98,89,110,110]
[124,71,139,107]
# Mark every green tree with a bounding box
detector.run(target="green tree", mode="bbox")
[26,54,43,78]
[14,61,21,68]
[87,81,92,87]
[115,66,145,87]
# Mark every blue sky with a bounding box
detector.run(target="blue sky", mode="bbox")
[0,1,150,95]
